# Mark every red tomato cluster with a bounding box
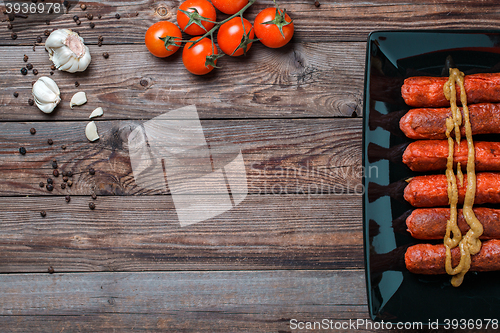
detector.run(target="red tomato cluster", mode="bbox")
[144,0,295,75]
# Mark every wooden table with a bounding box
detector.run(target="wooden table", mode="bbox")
[0,1,497,332]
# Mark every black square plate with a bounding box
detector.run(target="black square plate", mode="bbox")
[363,30,500,323]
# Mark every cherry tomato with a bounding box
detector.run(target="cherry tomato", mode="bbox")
[182,37,218,75]
[217,17,254,56]
[254,7,294,48]
[177,0,217,36]
[211,0,248,15]
[145,21,182,58]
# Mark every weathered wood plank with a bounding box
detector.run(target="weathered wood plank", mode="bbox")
[0,118,362,196]
[0,194,362,272]
[0,270,368,332]
[0,42,365,120]
[2,0,500,44]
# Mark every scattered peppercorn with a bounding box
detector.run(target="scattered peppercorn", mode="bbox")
[76,19,81,25]
[63,176,68,182]
[50,71,54,75]
[30,128,36,135]
[33,69,38,75]
[75,81,80,87]
[73,15,79,21]
[61,145,66,150]
[63,0,69,7]
[39,181,45,188]
[98,35,103,41]
[23,54,29,62]
[66,171,73,177]
[98,14,101,19]
[115,13,120,19]
[67,180,73,187]
[28,98,34,106]
[48,266,54,274]
[40,211,47,218]
[47,178,53,184]
[97,41,102,47]
[89,202,96,210]
[26,63,33,70]
[13,92,19,98]
[36,36,42,43]
[102,52,109,59]
[87,13,93,20]
[314,0,320,7]
[52,160,58,169]
[21,67,28,75]
[46,20,50,25]
[11,32,17,40]
[65,195,71,203]
[44,30,50,36]
[91,193,97,200]
[140,79,148,87]
[89,167,95,175]
[53,169,59,177]
[47,138,53,145]
[19,147,26,155]
[60,183,66,189]
[46,184,54,191]
[51,64,56,70]
[7,23,13,29]
[89,22,95,29]
[80,3,87,10]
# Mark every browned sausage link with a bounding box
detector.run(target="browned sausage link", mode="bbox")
[401,73,500,107]
[399,103,500,140]
[403,172,500,207]
[405,239,500,274]
[403,140,500,172]
[406,207,500,240]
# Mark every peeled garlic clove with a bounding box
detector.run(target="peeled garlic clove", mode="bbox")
[45,29,91,73]
[89,107,104,119]
[85,121,100,142]
[70,91,87,109]
[32,76,61,114]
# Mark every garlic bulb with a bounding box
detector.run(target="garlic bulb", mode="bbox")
[32,76,61,113]
[45,29,91,73]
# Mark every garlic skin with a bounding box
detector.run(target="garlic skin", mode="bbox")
[32,76,61,113]
[45,29,91,73]
[70,92,87,108]
[85,121,100,142]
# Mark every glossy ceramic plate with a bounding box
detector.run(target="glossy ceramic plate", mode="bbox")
[363,30,500,323]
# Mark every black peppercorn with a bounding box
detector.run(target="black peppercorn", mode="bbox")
[33,69,38,75]
[67,180,73,187]
[13,92,19,98]
[65,195,71,203]
[314,0,320,7]
[28,98,34,106]
[98,35,103,41]
[103,52,109,59]
[36,36,42,43]
[61,145,66,150]
[66,171,73,177]
[50,71,54,75]
[80,3,87,10]
[40,211,47,217]
[76,19,81,25]
[60,183,66,189]
[98,14,101,19]
[51,64,56,70]
[26,63,33,70]
[63,0,69,7]
[21,67,28,75]
[47,178,53,184]
[89,202,96,210]
[89,22,95,29]
[44,30,50,36]
[115,13,120,19]
[48,266,54,273]
[53,169,59,177]
[19,147,26,155]
[11,32,17,40]
[30,128,36,135]
[87,13,93,20]
[73,15,79,21]
[63,176,68,182]
[39,181,45,188]
[52,160,58,169]
[91,193,97,200]
[7,23,13,30]
[46,184,54,191]
[47,138,53,145]
[97,41,102,47]
[89,167,95,175]
[140,79,148,87]
[23,54,28,62]
[75,81,80,87]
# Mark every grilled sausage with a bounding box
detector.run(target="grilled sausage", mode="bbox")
[403,140,500,172]
[399,103,500,139]
[406,208,500,240]
[405,239,500,274]
[404,172,500,207]
[401,73,500,107]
